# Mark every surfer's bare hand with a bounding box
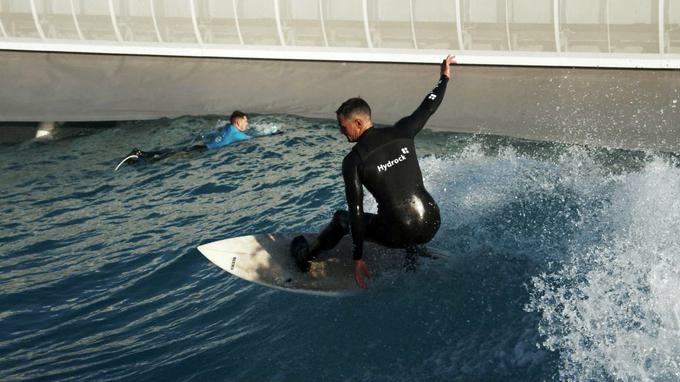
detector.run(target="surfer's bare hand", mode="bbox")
[441,54,456,79]
[354,259,371,289]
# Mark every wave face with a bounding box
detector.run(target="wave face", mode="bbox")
[1,114,678,381]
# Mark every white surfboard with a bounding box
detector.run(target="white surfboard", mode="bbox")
[197,233,447,296]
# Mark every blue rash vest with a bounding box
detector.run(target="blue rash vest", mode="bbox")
[205,124,251,149]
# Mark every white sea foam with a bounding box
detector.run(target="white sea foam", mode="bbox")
[528,156,680,381]
[413,146,680,380]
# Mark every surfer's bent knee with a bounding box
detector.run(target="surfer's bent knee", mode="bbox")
[331,210,350,232]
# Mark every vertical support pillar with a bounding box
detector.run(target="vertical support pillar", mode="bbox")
[409,0,418,48]
[189,0,203,44]
[362,0,373,48]
[30,0,47,40]
[274,0,286,46]
[233,0,244,45]
[0,10,7,38]
[108,0,123,42]
[606,0,611,53]
[455,0,464,49]
[504,0,512,50]
[150,0,163,42]
[318,0,329,47]
[553,0,561,52]
[69,0,84,40]
[659,0,665,53]
[0,1,8,38]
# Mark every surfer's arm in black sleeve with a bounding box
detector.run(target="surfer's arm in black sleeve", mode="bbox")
[396,55,455,137]
[342,151,365,261]
[343,151,372,288]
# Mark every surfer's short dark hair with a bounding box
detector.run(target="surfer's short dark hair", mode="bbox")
[230,110,248,123]
[336,98,371,120]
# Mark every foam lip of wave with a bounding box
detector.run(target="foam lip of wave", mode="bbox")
[527,157,680,381]
[413,145,680,380]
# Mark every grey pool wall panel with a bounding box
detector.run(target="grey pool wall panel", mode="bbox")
[0,51,677,152]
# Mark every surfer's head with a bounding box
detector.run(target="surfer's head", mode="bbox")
[336,98,373,142]
[230,111,249,131]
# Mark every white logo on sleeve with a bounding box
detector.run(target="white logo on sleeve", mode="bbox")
[377,147,410,173]
[428,94,437,100]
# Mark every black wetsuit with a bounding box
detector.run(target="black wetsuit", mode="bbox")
[132,145,206,163]
[313,75,448,261]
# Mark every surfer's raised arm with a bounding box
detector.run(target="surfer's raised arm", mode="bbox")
[394,54,455,138]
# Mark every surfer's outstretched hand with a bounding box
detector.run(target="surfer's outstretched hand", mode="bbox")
[354,259,371,289]
[441,54,456,79]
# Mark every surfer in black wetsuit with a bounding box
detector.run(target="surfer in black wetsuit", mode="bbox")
[292,55,456,288]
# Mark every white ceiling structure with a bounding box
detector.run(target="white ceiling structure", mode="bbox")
[1,0,679,68]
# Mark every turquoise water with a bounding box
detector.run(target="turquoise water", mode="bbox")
[1,114,679,381]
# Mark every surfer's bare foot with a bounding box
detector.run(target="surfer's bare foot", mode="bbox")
[290,235,311,272]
